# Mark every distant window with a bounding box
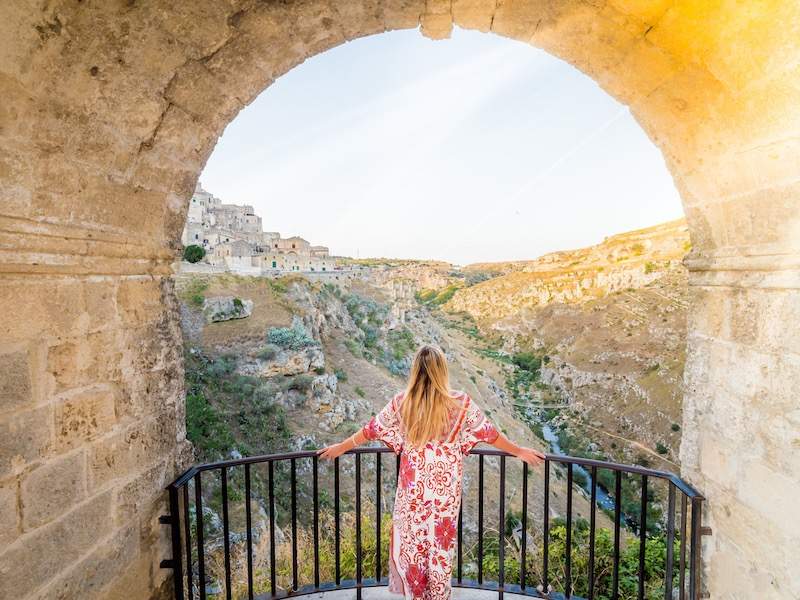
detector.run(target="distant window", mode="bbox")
[274,243,278,248]
[272,261,276,268]
[322,267,326,271]
[195,234,199,239]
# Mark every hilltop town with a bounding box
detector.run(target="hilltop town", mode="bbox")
[181,184,344,277]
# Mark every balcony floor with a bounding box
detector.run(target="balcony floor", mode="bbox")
[298,587,541,600]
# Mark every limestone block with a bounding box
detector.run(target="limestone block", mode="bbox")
[116,277,168,328]
[679,136,800,204]
[384,0,425,30]
[0,491,113,600]
[738,460,800,539]
[262,0,348,59]
[0,404,52,479]
[0,480,19,546]
[533,4,646,82]
[88,411,179,492]
[329,0,387,40]
[647,1,800,90]
[0,350,32,413]
[453,0,496,32]
[30,522,141,600]
[420,11,453,39]
[165,61,244,127]
[138,103,219,177]
[630,65,729,166]
[149,1,232,60]
[54,388,117,453]
[114,459,169,527]
[0,280,86,343]
[47,330,122,394]
[596,37,681,106]
[607,0,671,25]
[21,450,86,530]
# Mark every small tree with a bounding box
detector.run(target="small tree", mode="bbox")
[183,244,206,263]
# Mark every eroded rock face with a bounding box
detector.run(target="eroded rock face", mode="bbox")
[203,296,253,322]
[258,346,324,377]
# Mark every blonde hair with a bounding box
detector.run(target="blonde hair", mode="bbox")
[399,345,462,448]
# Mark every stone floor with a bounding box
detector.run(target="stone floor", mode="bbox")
[297,587,540,600]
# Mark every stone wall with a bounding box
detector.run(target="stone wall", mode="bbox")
[0,1,798,599]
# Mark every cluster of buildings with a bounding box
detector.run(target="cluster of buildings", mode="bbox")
[181,184,339,275]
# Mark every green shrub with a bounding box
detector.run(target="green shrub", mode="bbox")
[179,278,209,307]
[287,374,314,393]
[656,442,669,455]
[233,297,244,310]
[671,423,681,432]
[183,244,206,263]
[644,261,657,274]
[267,324,317,350]
[334,368,348,382]
[512,351,542,373]
[269,278,288,294]
[344,338,363,358]
[257,344,279,360]
[355,386,366,398]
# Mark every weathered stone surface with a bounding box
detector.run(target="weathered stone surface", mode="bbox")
[54,388,117,452]
[0,480,19,546]
[0,491,113,599]
[259,346,325,377]
[0,404,52,479]
[21,450,86,530]
[0,350,32,413]
[202,295,254,322]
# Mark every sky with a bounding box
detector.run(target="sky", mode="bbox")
[200,28,684,265]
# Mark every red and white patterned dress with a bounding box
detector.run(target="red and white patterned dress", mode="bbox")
[362,391,499,600]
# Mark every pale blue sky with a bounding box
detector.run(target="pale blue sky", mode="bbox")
[201,28,683,265]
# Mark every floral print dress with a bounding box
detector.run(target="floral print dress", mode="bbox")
[361,391,499,600]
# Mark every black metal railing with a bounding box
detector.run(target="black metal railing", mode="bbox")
[162,448,706,600]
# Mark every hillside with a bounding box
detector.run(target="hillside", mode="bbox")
[448,219,690,321]
[408,219,691,474]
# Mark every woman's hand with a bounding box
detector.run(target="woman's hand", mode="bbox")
[517,446,546,467]
[317,441,350,461]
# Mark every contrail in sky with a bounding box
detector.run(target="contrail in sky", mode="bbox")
[506,106,630,209]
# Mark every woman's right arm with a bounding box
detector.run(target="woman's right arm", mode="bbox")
[317,428,368,460]
[490,431,546,467]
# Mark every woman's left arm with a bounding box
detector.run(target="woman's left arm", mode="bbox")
[317,428,368,460]
[490,431,546,467]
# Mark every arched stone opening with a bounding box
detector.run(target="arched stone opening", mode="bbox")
[0,2,798,599]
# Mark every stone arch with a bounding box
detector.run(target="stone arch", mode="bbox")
[0,2,798,599]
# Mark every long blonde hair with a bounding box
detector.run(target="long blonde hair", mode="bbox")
[399,345,463,448]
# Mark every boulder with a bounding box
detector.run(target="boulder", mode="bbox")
[259,347,325,377]
[203,296,253,323]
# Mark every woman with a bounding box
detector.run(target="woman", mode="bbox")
[318,345,545,600]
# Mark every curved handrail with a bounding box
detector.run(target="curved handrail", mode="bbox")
[168,446,703,499]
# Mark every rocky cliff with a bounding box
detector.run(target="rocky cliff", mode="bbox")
[446,219,690,322]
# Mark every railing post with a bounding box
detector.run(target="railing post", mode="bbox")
[195,473,206,600]
[355,452,363,600]
[167,486,185,600]
[498,454,506,600]
[221,468,232,600]
[690,498,702,600]
[665,484,676,600]
[541,458,550,597]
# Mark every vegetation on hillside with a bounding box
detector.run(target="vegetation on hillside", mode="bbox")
[183,244,206,263]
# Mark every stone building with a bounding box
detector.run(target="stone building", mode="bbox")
[181,184,337,274]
